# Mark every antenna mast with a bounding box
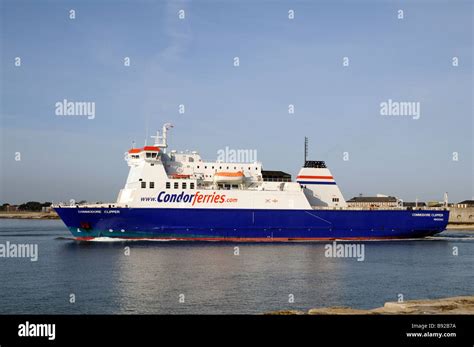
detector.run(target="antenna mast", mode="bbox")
[304,136,308,164]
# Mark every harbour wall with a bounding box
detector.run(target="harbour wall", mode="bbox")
[449,207,474,224]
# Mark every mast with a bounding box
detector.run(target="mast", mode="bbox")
[304,136,308,164]
[150,123,174,153]
[162,123,174,154]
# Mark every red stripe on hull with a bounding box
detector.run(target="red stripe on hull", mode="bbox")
[74,236,409,242]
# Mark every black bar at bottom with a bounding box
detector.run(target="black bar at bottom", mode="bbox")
[0,315,472,346]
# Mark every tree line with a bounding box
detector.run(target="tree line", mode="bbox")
[1,202,52,211]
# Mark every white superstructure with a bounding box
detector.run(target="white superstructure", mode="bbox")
[116,124,347,210]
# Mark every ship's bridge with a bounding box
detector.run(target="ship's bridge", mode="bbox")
[126,146,161,165]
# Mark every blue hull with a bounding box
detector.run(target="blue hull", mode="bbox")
[54,207,449,241]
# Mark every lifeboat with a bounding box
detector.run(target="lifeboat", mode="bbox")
[214,171,244,184]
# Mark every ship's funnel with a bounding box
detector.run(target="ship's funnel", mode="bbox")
[297,161,346,208]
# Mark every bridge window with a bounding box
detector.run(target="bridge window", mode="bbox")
[182,182,187,189]
[190,182,195,189]
[141,182,146,189]
[166,182,171,189]
[150,182,155,189]
[174,182,179,189]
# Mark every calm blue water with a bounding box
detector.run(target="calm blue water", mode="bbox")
[0,219,473,314]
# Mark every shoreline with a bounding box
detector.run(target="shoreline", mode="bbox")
[0,211,59,219]
[266,295,474,315]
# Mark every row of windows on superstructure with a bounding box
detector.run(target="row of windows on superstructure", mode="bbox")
[140,181,195,189]
[196,165,258,171]
[131,153,158,159]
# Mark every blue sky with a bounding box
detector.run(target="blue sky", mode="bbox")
[1,0,472,204]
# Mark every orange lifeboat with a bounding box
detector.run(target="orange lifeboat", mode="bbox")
[214,171,244,184]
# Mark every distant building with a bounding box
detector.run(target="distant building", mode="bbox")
[456,200,474,208]
[403,202,427,208]
[425,201,437,207]
[5,205,19,212]
[347,196,398,208]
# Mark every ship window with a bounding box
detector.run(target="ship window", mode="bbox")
[150,182,155,189]
[182,182,187,189]
[141,182,146,189]
[189,158,194,162]
[151,153,157,158]
[212,166,214,169]
[234,167,236,169]
[146,152,152,158]
[174,182,179,189]
[190,183,195,189]
[166,182,171,189]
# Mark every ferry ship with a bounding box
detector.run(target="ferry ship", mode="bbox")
[54,124,449,241]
